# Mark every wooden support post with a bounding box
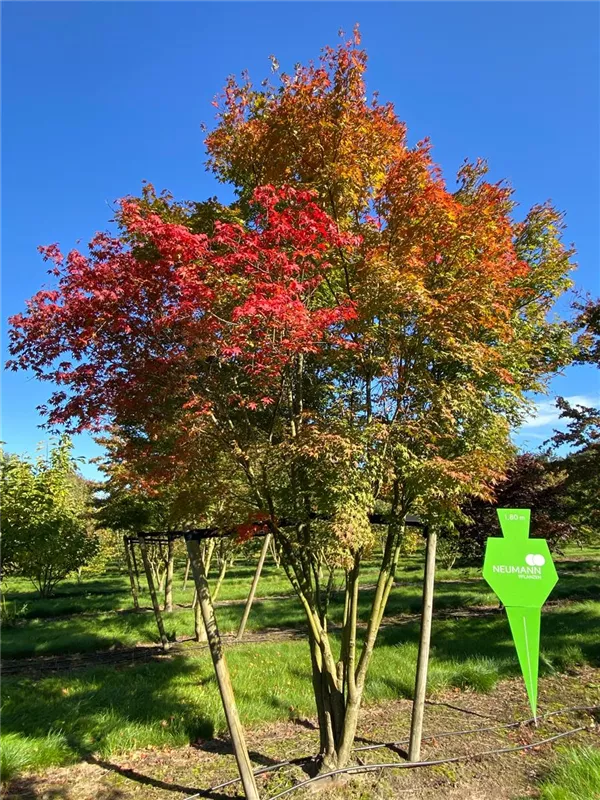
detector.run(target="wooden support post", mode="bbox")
[185,538,259,800]
[129,539,142,592]
[123,535,140,610]
[183,557,191,591]
[236,532,271,640]
[194,593,207,642]
[139,539,170,652]
[164,539,174,612]
[408,526,437,762]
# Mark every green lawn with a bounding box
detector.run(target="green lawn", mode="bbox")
[3,546,598,659]
[3,600,599,774]
[1,545,598,779]
[536,746,600,800]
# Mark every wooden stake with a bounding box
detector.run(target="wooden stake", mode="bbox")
[236,532,271,640]
[123,535,140,610]
[139,539,170,652]
[129,539,142,592]
[164,539,174,612]
[185,538,259,800]
[408,526,437,762]
[194,593,207,642]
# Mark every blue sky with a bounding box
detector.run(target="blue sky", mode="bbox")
[2,2,599,479]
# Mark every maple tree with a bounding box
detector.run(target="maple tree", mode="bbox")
[7,31,576,772]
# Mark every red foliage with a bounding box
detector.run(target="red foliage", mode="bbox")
[8,186,356,432]
[234,512,272,543]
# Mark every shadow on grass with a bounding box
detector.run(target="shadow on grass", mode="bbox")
[2,776,128,800]
[2,656,215,763]
[86,755,237,799]
[3,578,133,620]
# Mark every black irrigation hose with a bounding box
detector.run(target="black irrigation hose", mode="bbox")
[352,703,600,754]
[183,704,598,800]
[202,758,310,794]
[267,726,592,800]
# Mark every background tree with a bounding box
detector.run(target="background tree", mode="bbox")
[0,451,30,585]
[451,453,574,563]
[546,298,600,542]
[7,32,575,771]
[1,438,98,596]
[95,428,252,607]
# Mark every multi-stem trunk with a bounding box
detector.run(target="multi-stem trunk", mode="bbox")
[273,514,406,772]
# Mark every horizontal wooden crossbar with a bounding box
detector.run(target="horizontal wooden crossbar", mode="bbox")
[127,527,269,544]
[126,513,425,544]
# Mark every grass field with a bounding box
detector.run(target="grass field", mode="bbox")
[536,746,600,800]
[3,547,598,659]
[1,544,599,792]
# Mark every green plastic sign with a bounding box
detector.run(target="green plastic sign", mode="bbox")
[482,509,558,718]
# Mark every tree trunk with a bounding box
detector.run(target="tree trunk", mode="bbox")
[182,557,191,591]
[164,539,174,612]
[269,535,281,568]
[271,514,407,773]
[236,532,271,640]
[212,558,228,603]
[139,540,170,651]
[202,538,216,575]
[185,537,259,800]
[409,526,437,762]
[123,535,140,610]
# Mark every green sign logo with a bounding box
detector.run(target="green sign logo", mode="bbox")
[483,508,558,718]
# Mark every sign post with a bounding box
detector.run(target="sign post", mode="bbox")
[482,508,558,719]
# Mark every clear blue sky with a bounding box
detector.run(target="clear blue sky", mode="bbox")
[2,2,599,479]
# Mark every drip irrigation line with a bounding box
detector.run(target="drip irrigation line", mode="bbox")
[424,699,500,720]
[353,703,600,754]
[181,704,598,800]
[267,726,591,800]
[352,722,506,753]
[206,757,312,793]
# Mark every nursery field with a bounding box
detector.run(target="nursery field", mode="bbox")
[1,544,599,800]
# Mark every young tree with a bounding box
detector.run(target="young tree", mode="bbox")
[1,438,98,596]
[7,33,575,770]
[0,451,30,584]
[95,428,251,609]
